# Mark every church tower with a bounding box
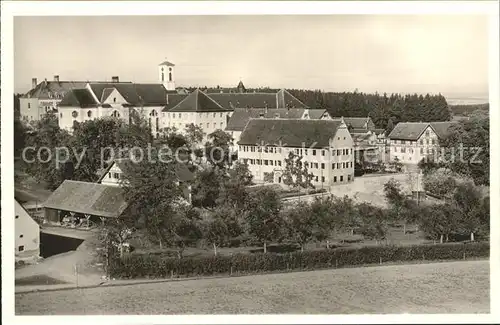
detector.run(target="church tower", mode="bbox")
[158,60,176,91]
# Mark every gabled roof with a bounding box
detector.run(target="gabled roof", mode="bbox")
[238,119,343,148]
[97,158,195,184]
[307,109,329,119]
[43,180,128,218]
[208,93,278,110]
[159,61,175,67]
[23,80,132,99]
[90,83,169,107]
[207,89,308,110]
[388,121,457,141]
[58,89,99,108]
[388,122,428,140]
[169,89,226,112]
[429,122,456,140]
[163,94,189,111]
[226,108,307,131]
[333,117,371,129]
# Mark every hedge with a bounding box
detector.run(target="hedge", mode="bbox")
[109,242,489,279]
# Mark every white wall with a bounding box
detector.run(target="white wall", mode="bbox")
[390,126,440,165]
[15,200,40,260]
[238,124,355,187]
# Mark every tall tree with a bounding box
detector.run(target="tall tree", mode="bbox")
[282,151,314,189]
[245,186,284,253]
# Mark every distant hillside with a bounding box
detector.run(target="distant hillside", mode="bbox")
[449,103,489,116]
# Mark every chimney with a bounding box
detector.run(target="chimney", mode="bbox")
[31,78,37,89]
[112,76,119,83]
[54,75,60,82]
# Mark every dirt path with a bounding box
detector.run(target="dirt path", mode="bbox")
[15,234,105,286]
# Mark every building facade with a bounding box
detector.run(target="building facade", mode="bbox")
[19,75,130,122]
[388,122,456,165]
[15,199,40,261]
[237,118,355,188]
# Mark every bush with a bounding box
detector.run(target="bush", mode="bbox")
[109,242,489,279]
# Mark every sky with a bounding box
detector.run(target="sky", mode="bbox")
[14,15,489,98]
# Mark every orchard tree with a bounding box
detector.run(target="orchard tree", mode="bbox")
[120,151,184,249]
[204,205,243,255]
[282,151,314,189]
[184,123,205,147]
[245,186,285,253]
[191,167,227,208]
[357,202,389,245]
[204,130,235,169]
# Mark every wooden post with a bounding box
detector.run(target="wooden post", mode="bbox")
[379,257,382,265]
[230,266,233,276]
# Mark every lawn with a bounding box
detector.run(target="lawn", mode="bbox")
[15,260,489,314]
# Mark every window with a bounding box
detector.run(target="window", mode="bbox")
[15,215,19,219]
[270,160,274,166]
[60,113,63,118]
[304,149,308,155]
[18,246,24,252]
[179,113,182,118]
[334,176,337,182]
[432,139,436,145]
[87,110,92,118]
[425,130,430,136]
[314,163,319,169]
[111,111,120,118]
[350,148,353,154]
[264,160,269,166]
[322,150,325,156]
[72,111,78,118]
[321,176,325,182]
[312,150,316,156]
[28,103,31,109]
[213,113,216,118]
[332,163,335,169]
[278,161,282,166]
[343,137,346,140]
[108,174,112,178]
[350,162,353,168]
[340,176,344,182]
[305,162,309,168]
[337,149,341,155]
[220,112,223,118]
[321,163,325,169]
[113,97,116,103]
[20,234,24,238]
[343,162,346,168]
[315,176,319,182]
[332,150,336,156]
[348,175,351,181]
[401,148,406,153]
[420,139,424,145]
[337,163,341,169]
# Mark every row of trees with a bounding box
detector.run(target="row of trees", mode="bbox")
[385,175,489,244]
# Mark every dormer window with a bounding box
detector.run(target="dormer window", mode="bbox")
[72,111,78,118]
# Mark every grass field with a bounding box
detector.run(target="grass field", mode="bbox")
[15,260,489,314]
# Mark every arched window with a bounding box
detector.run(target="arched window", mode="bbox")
[87,110,92,118]
[169,72,172,82]
[111,110,120,118]
[72,111,78,118]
